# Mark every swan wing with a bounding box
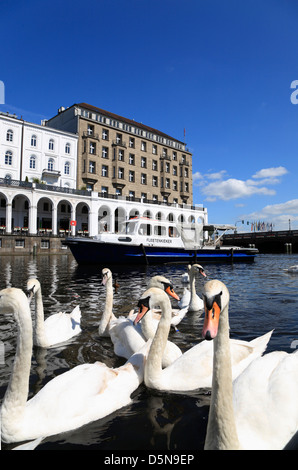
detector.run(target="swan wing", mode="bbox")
[109,317,146,359]
[43,310,82,345]
[22,360,141,441]
[233,350,298,449]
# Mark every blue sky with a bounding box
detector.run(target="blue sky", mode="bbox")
[1,0,298,230]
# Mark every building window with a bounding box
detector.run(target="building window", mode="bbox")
[118,167,124,179]
[48,158,54,171]
[129,190,135,199]
[152,194,158,202]
[65,143,70,154]
[116,133,122,144]
[116,188,122,196]
[165,162,170,173]
[172,151,177,160]
[184,168,189,178]
[141,141,146,152]
[141,173,147,185]
[185,182,189,192]
[31,135,37,147]
[152,160,158,171]
[118,149,124,161]
[165,178,170,188]
[162,148,167,158]
[102,147,108,159]
[49,139,54,151]
[89,161,96,173]
[141,193,147,202]
[29,155,36,169]
[64,162,70,175]
[6,129,13,142]
[129,153,135,165]
[101,186,108,194]
[152,144,157,155]
[102,165,108,177]
[89,142,96,154]
[102,129,109,140]
[87,124,94,136]
[141,157,147,168]
[152,176,158,187]
[173,166,177,176]
[129,137,135,148]
[5,151,12,165]
[129,170,135,182]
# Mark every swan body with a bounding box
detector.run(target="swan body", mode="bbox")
[284,265,298,273]
[134,287,272,392]
[202,279,298,450]
[27,278,81,348]
[99,269,182,367]
[0,287,148,444]
[177,264,205,311]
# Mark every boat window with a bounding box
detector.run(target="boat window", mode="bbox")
[139,223,151,236]
[168,226,179,237]
[120,222,137,234]
[154,225,166,236]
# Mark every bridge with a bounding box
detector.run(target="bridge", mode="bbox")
[222,230,298,253]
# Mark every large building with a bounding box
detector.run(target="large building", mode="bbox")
[46,103,193,205]
[0,112,78,189]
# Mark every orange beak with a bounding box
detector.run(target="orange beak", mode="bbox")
[165,285,180,301]
[202,300,221,340]
[134,303,149,325]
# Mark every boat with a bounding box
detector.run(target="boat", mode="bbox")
[64,217,258,265]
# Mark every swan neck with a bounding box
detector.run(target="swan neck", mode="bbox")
[141,310,157,340]
[99,276,115,334]
[1,299,33,424]
[145,296,171,384]
[34,287,47,345]
[204,304,241,450]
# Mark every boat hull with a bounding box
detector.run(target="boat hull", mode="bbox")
[64,237,258,265]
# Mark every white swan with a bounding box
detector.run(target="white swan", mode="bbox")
[134,287,272,392]
[178,264,206,311]
[181,265,191,283]
[0,287,148,444]
[284,265,298,274]
[27,277,81,348]
[99,269,182,367]
[202,279,298,450]
[148,275,188,329]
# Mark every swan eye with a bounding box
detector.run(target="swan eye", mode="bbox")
[137,295,150,310]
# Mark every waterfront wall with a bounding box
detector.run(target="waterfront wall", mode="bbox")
[223,230,298,253]
[0,233,69,255]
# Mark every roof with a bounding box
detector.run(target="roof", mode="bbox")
[51,102,186,146]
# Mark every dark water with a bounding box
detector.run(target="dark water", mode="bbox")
[1,252,298,451]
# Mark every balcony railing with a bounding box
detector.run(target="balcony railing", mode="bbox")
[0,178,204,211]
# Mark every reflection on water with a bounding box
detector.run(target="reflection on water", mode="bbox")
[1,253,298,450]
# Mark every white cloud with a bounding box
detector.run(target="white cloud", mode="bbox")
[193,166,287,202]
[202,178,276,201]
[252,166,288,179]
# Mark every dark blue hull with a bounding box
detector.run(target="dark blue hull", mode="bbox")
[65,237,258,265]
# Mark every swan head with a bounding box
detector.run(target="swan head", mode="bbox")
[101,268,112,286]
[201,280,229,340]
[134,287,170,325]
[148,275,180,300]
[26,278,41,301]
[189,264,207,277]
[0,287,31,319]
